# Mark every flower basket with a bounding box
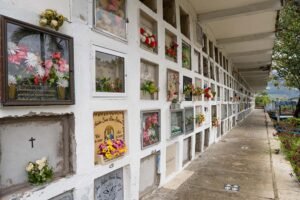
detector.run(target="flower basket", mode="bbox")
[97,139,127,164]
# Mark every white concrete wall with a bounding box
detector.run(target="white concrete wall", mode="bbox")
[0,0,255,199]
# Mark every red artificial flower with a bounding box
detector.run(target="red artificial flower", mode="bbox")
[52,52,61,59]
[140,28,145,35]
[34,76,40,85]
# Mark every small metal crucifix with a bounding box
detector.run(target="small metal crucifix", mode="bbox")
[29,137,36,148]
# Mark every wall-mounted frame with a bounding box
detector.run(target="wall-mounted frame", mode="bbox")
[170,109,184,138]
[183,76,192,101]
[165,29,178,62]
[94,111,126,165]
[140,10,158,54]
[0,16,75,106]
[92,46,126,97]
[141,110,161,149]
[182,41,191,70]
[167,69,179,101]
[184,107,194,134]
[93,0,127,40]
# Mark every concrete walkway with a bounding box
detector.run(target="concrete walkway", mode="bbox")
[142,110,300,200]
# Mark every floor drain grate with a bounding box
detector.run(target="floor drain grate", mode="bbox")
[224,184,240,192]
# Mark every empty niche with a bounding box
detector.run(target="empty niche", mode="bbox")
[217,86,221,101]
[194,50,202,74]
[182,41,191,70]
[139,153,160,197]
[140,0,157,12]
[140,60,159,100]
[214,47,219,63]
[140,10,158,53]
[94,168,124,200]
[49,190,74,200]
[221,104,227,120]
[184,107,194,134]
[216,67,220,83]
[180,7,190,38]
[170,109,184,138]
[163,0,176,27]
[195,132,203,154]
[0,114,75,197]
[167,69,179,102]
[202,33,208,54]
[221,121,224,135]
[165,29,178,62]
[182,137,192,166]
[203,56,209,78]
[166,143,178,177]
[204,128,210,149]
[183,76,192,101]
[209,40,214,59]
[219,52,223,67]
[210,61,215,80]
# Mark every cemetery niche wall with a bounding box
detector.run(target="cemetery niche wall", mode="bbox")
[94,111,127,165]
[0,16,74,106]
[0,114,75,197]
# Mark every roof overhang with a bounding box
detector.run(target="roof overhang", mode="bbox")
[190,0,282,92]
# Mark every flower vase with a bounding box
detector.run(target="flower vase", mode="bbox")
[8,85,16,99]
[57,87,66,100]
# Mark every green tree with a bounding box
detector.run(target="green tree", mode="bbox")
[255,91,271,108]
[272,0,300,117]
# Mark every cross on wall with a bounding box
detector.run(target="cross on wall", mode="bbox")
[29,137,36,148]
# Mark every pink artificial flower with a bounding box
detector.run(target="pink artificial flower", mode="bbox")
[52,52,61,59]
[58,58,69,72]
[44,60,53,69]
[8,55,21,65]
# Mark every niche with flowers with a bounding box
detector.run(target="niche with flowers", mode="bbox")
[141,110,160,149]
[94,111,127,165]
[165,29,178,62]
[183,76,192,101]
[140,10,158,53]
[140,60,159,100]
[167,69,179,102]
[0,16,74,106]
[93,46,126,97]
[93,0,127,40]
[182,41,191,70]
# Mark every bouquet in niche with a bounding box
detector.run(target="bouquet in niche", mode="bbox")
[26,157,53,185]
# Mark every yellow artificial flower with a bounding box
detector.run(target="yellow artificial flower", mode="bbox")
[26,162,34,172]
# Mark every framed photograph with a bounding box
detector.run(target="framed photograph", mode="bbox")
[92,46,126,97]
[93,0,127,40]
[0,16,74,106]
[141,110,160,149]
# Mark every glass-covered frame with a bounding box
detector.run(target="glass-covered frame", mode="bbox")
[182,41,191,70]
[170,109,184,138]
[93,0,128,41]
[0,16,74,106]
[184,107,194,134]
[141,110,161,149]
[92,45,126,97]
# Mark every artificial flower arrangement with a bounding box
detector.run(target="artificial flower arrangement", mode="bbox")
[182,45,191,69]
[26,157,53,185]
[143,113,160,148]
[98,139,127,162]
[39,9,67,31]
[192,86,204,97]
[96,77,123,93]
[165,41,178,60]
[183,83,194,96]
[141,80,159,96]
[195,113,205,125]
[204,87,213,99]
[140,28,157,50]
[7,42,70,100]
[212,117,220,127]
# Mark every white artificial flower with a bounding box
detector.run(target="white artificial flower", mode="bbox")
[25,52,41,68]
[7,42,19,55]
[35,65,45,77]
[8,75,17,85]
[57,78,69,88]
[56,71,64,79]
[26,162,34,172]
[36,158,46,170]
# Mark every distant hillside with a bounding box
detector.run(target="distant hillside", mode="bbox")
[266,82,299,100]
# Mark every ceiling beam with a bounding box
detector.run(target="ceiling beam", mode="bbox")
[197,0,282,23]
[217,32,275,45]
[234,61,272,68]
[228,49,273,57]
[238,67,270,73]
